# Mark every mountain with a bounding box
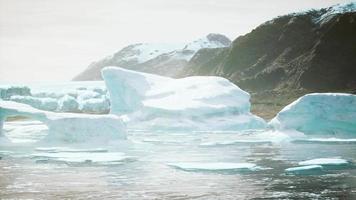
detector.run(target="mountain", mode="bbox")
[73,33,231,80]
[180,2,356,93]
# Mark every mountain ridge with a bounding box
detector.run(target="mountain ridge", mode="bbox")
[180,2,356,93]
[73,33,231,80]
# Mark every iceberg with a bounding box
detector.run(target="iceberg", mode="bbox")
[102,67,266,131]
[78,97,110,114]
[0,101,126,143]
[0,85,31,99]
[1,82,110,114]
[10,95,58,111]
[58,95,79,112]
[167,162,261,172]
[270,93,356,136]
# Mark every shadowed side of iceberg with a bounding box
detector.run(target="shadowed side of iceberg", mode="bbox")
[0,101,126,143]
[101,66,266,131]
[269,93,356,136]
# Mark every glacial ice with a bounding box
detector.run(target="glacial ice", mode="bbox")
[167,162,261,172]
[0,101,126,143]
[270,93,356,136]
[102,67,266,131]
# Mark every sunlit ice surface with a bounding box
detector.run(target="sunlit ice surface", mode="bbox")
[1,120,356,199]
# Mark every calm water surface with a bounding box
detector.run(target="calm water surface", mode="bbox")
[0,120,356,199]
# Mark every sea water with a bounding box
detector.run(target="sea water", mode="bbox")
[0,120,355,199]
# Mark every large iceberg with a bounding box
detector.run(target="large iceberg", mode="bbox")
[0,101,126,143]
[102,67,266,131]
[270,93,356,136]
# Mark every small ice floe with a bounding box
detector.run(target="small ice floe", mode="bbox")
[286,158,353,175]
[167,162,262,173]
[35,147,108,153]
[31,152,132,165]
[199,140,271,147]
[293,138,356,144]
[298,158,351,170]
[285,165,324,175]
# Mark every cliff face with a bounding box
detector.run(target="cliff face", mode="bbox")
[181,4,356,93]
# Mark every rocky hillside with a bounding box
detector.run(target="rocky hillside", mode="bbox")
[180,3,356,93]
[73,34,231,80]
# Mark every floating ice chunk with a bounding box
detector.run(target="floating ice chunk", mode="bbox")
[167,162,261,172]
[32,152,130,164]
[285,165,324,175]
[298,158,350,166]
[102,67,266,131]
[200,140,271,147]
[270,93,356,136]
[0,101,126,143]
[293,138,356,144]
[35,147,108,153]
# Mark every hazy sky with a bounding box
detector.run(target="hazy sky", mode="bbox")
[0,0,353,82]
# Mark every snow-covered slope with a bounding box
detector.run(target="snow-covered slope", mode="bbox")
[312,2,356,24]
[102,67,266,131]
[74,33,231,80]
[0,101,126,143]
[270,93,356,136]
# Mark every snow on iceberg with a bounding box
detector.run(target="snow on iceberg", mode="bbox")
[102,66,266,131]
[270,93,356,136]
[0,101,126,143]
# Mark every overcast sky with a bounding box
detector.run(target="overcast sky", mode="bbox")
[0,0,353,82]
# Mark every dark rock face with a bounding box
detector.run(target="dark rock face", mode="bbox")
[206,33,232,46]
[181,5,356,93]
